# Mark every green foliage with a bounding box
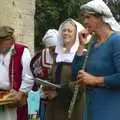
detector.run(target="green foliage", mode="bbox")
[106,0,120,22]
[35,0,60,51]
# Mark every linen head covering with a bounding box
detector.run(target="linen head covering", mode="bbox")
[80,0,120,32]
[42,29,58,47]
[56,18,90,63]
[0,26,14,40]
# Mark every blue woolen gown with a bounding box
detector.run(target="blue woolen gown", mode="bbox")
[72,33,120,120]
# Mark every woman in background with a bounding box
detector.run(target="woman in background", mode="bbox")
[44,18,88,120]
[30,29,58,120]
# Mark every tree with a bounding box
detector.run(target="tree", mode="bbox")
[104,0,120,22]
[35,0,60,51]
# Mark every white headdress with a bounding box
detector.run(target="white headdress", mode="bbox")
[42,29,58,47]
[80,0,120,32]
[56,18,90,63]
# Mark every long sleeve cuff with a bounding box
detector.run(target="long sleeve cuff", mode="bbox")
[104,73,120,88]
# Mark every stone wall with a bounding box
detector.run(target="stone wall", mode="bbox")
[0,0,35,55]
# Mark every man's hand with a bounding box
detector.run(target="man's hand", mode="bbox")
[6,89,27,107]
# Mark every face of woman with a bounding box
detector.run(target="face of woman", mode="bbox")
[83,13,102,33]
[61,22,76,47]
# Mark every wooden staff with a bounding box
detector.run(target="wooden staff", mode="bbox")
[68,34,95,119]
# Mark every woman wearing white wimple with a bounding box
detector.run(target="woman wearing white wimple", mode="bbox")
[30,29,58,120]
[72,0,120,120]
[44,18,90,120]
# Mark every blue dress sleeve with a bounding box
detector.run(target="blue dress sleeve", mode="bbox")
[104,35,120,88]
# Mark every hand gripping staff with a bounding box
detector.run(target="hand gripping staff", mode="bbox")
[68,34,95,120]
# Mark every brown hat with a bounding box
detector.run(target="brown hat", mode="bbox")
[0,26,14,39]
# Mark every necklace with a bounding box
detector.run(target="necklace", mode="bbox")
[94,31,114,48]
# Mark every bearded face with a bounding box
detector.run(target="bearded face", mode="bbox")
[0,37,14,54]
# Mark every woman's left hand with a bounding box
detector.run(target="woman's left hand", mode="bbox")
[76,70,104,86]
[44,90,57,100]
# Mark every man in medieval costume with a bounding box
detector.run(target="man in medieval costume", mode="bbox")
[0,26,34,120]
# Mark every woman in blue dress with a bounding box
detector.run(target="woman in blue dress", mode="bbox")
[72,0,120,120]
